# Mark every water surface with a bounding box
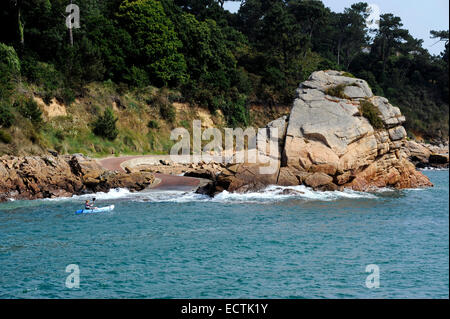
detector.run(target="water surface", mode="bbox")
[0,171,448,298]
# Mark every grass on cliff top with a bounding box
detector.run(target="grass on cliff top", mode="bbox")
[359,99,384,130]
[325,84,350,99]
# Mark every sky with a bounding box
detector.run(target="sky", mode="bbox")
[223,0,449,56]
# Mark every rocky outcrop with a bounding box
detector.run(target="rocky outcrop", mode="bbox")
[403,140,449,168]
[201,70,432,194]
[0,153,155,202]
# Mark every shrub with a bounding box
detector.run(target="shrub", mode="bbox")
[0,102,14,128]
[55,129,65,141]
[123,66,149,88]
[160,102,176,123]
[221,92,249,127]
[0,61,16,99]
[179,119,190,129]
[147,119,160,129]
[0,43,20,74]
[21,59,63,95]
[58,87,76,106]
[325,84,349,99]
[92,107,119,140]
[359,100,384,129]
[0,130,12,144]
[14,97,42,126]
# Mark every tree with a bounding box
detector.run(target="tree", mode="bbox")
[288,0,329,57]
[3,0,52,47]
[117,0,187,86]
[373,13,410,76]
[334,2,370,69]
[431,30,449,60]
[93,107,119,141]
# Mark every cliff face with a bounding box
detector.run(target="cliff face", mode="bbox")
[0,154,155,202]
[212,70,432,193]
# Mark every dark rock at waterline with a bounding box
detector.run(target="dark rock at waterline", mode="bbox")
[429,154,449,165]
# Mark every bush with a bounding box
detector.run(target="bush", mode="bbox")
[14,97,42,126]
[0,43,20,74]
[160,102,176,123]
[221,91,249,127]
[123,66,149,88]
[325,84,349,99]
[147,119,160,129]
[21,59,63,95]
[92,107,119,140]
[0,102,14,128]
[359,100,384,129]
[0,130,12,144]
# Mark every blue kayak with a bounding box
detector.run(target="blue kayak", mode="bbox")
[75,205,115,214]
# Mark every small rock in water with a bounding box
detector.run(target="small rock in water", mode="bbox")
[280,189,305,195]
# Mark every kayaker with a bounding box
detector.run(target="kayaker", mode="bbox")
[85,200,96,210]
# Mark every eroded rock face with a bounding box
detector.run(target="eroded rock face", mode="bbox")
[205,70,432,193]
[402,140,449,168]
[0,154,155,202]
[281,70,432,191]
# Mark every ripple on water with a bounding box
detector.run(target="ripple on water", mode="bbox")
[0,171,448,298]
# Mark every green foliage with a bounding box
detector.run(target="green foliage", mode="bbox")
[0,43,20,74]
[221,90,249,127]
[14,97,43,126]
[359,100,384,129]
[117,0,187,86]
[147,120,160,129]
[0,0,447,140]
[0,102,14,128]
[325,84,349,99]
[159,103,176,123]
[149,89,177,123]
[0,130,12,144]
[92,107,119,140]
[0,43,19,99]
[123,66,150,88]
[342,72,356,78]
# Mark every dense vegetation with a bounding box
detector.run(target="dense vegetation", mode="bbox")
[0,0,448,155]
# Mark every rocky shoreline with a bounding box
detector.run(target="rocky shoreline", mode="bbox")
[0,154,155,202]
[403,140,449,169]
[1,71,448,202]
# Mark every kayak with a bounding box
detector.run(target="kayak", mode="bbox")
[75,205,115,214]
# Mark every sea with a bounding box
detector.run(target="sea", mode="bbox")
[0,170,448,298]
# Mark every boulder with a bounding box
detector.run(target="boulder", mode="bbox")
[190,70,433,195]
[304,172,333,188]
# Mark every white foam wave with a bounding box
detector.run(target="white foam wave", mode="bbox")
[419,167,448,171]
[43,188,134,202]
[211,185,376,203]
[134,185,376,204]
[42,185,377,204]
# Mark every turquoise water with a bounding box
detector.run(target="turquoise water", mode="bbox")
[0,171,448,299]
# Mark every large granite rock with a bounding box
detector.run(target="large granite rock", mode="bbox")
[205,70,432,193]
[0,154,155,202]
[280,70,432,191]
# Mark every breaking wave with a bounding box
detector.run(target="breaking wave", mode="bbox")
[43,184,378,204]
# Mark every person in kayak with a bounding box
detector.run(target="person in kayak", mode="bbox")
[84,199,97,210]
